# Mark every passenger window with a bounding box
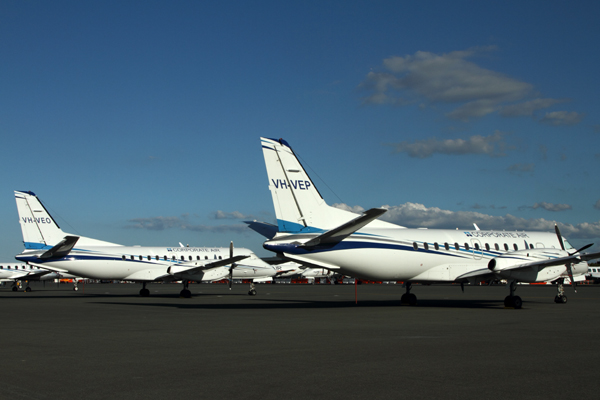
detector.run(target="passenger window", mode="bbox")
[504,244,509,251]
[495,243,499,251]
[147,255,151,260]
[454,243,459,250]
[530,244,534,249]
[513,244,518,250]
[189,256,192,261]
[423,242,429,250]
[464,243,470,251]
[197,256,200,260]
[413,242,418,250]
[444,243,450,251]
[434,242,439,250]
[139,255,142,260]
[122,255,126,260]
[485,243,490,251]
[130,255,134,260]
[205,256,209,260]
[474,243,480,250]
[180,256,185,261]
[172,256,176,261]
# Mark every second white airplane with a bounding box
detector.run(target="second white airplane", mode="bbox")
[259,137,600,308]
[14,191,276,297]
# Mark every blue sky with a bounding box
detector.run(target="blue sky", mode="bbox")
[1,0,599,258]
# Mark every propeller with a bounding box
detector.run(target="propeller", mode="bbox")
[228,241,235,290]
[554,224,594,293]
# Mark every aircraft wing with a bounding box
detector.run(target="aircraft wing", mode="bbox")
[22,261,70,273]
[495,250,600,273]
[301,208,387,247]
[455,268,496,281]
[281,253,341,270]
[167,255,249,275]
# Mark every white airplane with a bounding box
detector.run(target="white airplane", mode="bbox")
[259,137,600,308]
[13,191,276,297]
[0,261,79,291]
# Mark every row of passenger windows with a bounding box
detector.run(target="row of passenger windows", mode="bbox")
[121,255,223,262]
[412,242,536,252]
[0,265,35,270]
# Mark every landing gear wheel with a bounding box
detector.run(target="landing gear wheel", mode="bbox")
[504,295,522,309]
[25,287,31,292]
[73,287,78,291]
[512,296,522,309]
[400,293,408,304]
[248,289,257,296]
[140,288,150,297]
[12,286,18,292]
[180,289,192,298]
[555,295,567,304]
[408,293,417,306]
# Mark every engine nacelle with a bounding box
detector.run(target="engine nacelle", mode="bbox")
[488,249,568,283]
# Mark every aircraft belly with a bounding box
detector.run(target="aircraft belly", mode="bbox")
[309,248,424,281]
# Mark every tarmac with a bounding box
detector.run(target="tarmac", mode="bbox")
[1,281,599,400]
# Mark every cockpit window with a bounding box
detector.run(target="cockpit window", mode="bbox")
[563,239,574,250]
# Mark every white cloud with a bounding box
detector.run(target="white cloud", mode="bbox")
[360,47,535,121]
[212,210,256,220]
[125,215,247,233]
[531,202,572,212]
[500,98,568,117]
[360,48,584,124]
[387,130,511,158]
[540,111,585,126]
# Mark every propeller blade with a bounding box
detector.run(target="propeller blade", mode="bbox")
[228,241,234,290]
[555,225,566,251]
[566,263,577,293]
[572,243,593,255]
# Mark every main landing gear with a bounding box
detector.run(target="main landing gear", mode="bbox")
[504,280,522,309]
[400,282,417,306]
[248,281,257,296]
[180,280,192,298]
[554,279,568,304]
[140,282,150,297]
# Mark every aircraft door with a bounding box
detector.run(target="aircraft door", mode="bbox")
[470,239,483,260]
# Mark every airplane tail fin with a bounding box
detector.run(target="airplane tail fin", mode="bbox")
[260,137,365,233]
[15,191,69,249]
[14,191,120,249]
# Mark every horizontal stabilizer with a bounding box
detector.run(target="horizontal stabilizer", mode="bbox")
[40,236,79,259]
[301,208,387,247]
[244,220,279,239]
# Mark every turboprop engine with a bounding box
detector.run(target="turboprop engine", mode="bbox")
[487,248,588,283]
